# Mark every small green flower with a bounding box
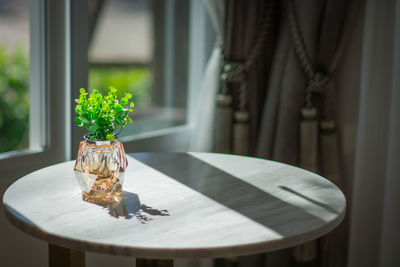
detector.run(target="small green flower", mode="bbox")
[115,104,123,112]
[106,134,115,141]
[121,97,128,105]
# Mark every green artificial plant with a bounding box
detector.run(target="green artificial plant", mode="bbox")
[74,87,134,141]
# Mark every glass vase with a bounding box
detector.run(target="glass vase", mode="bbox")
[74,138,127,206]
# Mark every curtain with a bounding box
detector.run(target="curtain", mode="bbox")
[216,0,277,156]
[348,0,400,266]
[190,0,225,152]
[220,0,360,266]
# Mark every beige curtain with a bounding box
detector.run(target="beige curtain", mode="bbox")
[190,0,225,152]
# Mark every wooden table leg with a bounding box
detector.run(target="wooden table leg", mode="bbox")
[136,258,173,267]
[49,243,85,267]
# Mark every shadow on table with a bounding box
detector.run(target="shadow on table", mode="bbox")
[131,152,333,237]
[93,191,170,223]
[279,186,341,215]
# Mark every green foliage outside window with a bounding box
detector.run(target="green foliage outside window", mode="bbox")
[89,67,151,108]
[0,47,29,153]
[0,46,151,153]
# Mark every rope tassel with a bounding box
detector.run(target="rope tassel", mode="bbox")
[320,119,344,267]
[214,94,233,153]
[320,120,341,187]
[294,107,318,263]
[233,111,250,156]
[299,107,318,172]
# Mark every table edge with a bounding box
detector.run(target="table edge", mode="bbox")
[3,200,346,259]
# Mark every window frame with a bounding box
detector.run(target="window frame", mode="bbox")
[0,0,70,180]
[120,0,213,152]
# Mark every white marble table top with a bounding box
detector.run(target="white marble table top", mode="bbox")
[3,152,345,258]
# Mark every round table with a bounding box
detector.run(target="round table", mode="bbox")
[3,152,345,266]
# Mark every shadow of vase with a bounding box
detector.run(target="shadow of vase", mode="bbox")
[87,190,170,223]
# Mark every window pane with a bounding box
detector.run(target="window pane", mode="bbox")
[88,0,188,137]
[0,0,30,153]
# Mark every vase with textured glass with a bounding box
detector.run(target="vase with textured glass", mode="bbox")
[74,87,134,208]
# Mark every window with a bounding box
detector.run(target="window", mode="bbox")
[0,0,69,179]
[0,0,30,153]
[1,0,215,175]
[87,0,189,138]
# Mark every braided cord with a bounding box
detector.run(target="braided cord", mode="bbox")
[243,0,276,72]
[221,0,276,112]
[287,0,315,81]
[239,0,276,112]
[286,0,330,108]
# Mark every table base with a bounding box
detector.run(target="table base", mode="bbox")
[48,244,173,267]
[136,258,173,267]
[49,243,85,267]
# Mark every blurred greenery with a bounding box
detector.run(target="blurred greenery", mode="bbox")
[0,46,29,153]
[89,66,151,108]
[0,45,152,153]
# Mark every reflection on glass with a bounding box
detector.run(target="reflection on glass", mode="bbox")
[74,139,127,205]
[0,0,30,153]
[88,0,187,137]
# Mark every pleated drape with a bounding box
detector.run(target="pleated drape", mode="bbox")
[220,0,360,266]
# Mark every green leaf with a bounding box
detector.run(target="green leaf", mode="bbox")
[75,105,82,114]
[115,104,123,112]
[75,117,83,127]
[81,116,89,124]
[102,103,110,112]
[89,124,99,133]
[118,111,125,118]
